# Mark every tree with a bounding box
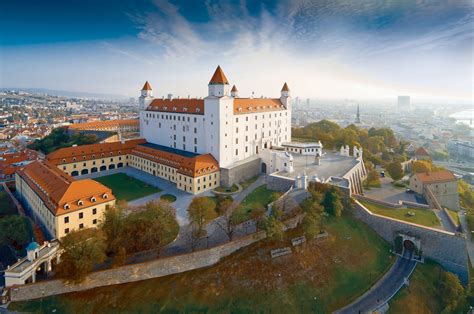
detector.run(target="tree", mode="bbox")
[260,216,285,241]
[322,189,343,217]
[250,203,267,231]
[187,197,217,237]
[439,271,465,313]
[121,201,177,255]
[0,216,31,248]
[412,160,432,173]
[386,161,404,180]
[56,228,106,283]
[214,199,240,241]
[100,206,125,255]
[364,168,381,188]
[302,201,324,238]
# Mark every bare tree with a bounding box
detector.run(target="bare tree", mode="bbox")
[214,199,240,241]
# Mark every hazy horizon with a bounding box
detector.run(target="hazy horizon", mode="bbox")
[1,0,473,103]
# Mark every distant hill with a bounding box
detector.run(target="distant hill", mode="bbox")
[0,87,129,100]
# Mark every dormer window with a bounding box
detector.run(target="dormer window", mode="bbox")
[77,200,83,206]
[238,107,242,112]
[91,197,96,202]
[83,156,86,160]
[73,157,76,161]
[173,107,177,111]
[92,154,95,158]
[196,108,200,113]
[62,159,66,163]
[248,107,252,111]
[102,193,108,199]
[64,204,70,210]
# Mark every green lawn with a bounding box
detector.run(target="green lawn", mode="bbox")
[235,185,281,223]
[93,173,161,201]
[214,184,239,193]
[0,191,17,217]
[447,209,460,226]
[160,194,176,203]
[9,212,393,313]
[359,200,440,227]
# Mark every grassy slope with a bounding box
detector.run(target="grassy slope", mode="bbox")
[389,261,461,314]
[360,200,440,227]
[93,173,161,201]
[159,194,176,203]
[10,212,393,313]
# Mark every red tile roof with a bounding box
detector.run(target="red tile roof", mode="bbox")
[209,65,229,85]
[233,98,286,115]
[46,139,146,165]
[415,170,456,184]
[17,161,115,216]
[415,147,429,156]
[68,119,139,131]
[281,82,290,91]
[146,99,204,115]
[142,81,152,90]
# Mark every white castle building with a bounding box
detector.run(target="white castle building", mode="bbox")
[139,66,292,186]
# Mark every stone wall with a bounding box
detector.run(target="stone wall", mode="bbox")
[266,174,295,192]
[353,201,468,284]
[220,157,261,187]
[9,232,266,302]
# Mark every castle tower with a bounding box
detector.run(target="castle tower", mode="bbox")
[231,85,238,98]
[208,65,230,97]
[139,81,154,110]
[280,82,291,111]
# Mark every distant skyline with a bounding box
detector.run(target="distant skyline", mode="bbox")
[1,0,472,103]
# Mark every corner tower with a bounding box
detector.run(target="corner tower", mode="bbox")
[139,81,153,110]
[208,65,230,97]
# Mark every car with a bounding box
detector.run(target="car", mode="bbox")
[406,188,412,193]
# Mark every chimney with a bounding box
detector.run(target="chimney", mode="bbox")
[167,94,173,100]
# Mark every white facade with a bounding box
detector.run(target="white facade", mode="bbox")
[139,67,291,168]
[282,141,323,156]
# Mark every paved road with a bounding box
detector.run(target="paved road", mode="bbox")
[335,251,417,314]
[434,208,457,233]
[364,177,424,205]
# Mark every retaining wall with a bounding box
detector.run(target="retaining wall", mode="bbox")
[353,201,468,284]
[266,174,294,192]
[220,157,261,187]
[9,232,266,302]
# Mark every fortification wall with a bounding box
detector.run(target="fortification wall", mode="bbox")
[353,201,468,284]
[10,232,266,302]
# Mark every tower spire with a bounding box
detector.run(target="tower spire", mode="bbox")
[355,104,361,123]
[209,65,229,85]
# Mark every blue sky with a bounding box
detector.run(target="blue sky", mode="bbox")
[0,0,472,102]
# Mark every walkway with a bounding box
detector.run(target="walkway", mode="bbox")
[233,175,267,203]
[434,208,457,233]
[335,251,417,314]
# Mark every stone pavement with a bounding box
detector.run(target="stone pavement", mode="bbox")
[364,177,424,204]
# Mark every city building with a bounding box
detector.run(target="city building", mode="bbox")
[67,119,139,133]
[15,160,116,239]
[447,140,474,160]
[409,170,459,210]
[414,147,430,160]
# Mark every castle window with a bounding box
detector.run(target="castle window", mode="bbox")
[102,193,108,199]
[91,197,96,202]
[79,212,83,219]
[64,204,70,210]
[77,200,83,206]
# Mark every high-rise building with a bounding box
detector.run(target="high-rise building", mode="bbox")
[355,104,361,124]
